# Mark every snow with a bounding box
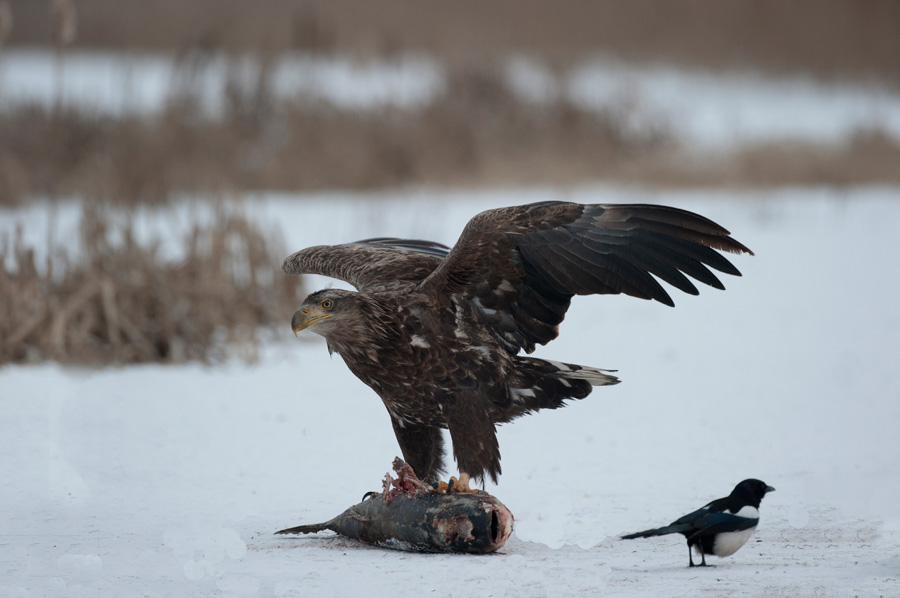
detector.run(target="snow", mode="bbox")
[4,50,900,150]
[2,187,900,596]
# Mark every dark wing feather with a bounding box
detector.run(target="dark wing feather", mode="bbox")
[672,505,717,527]
[685,512,759,539]
[421,202,752,354]
[357,237,451,258]
[282,237,449,291]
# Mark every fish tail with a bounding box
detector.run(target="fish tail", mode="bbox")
[275,522,330,535]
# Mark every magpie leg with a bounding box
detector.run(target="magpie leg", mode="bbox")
[688,542,713,567]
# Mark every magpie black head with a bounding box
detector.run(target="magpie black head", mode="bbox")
[729,478,775,509]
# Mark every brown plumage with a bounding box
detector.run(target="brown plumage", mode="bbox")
[283,202,752,484]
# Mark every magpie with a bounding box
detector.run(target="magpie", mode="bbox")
[621,479,775,567]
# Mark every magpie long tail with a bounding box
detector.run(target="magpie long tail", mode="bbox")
[621,524,692,540]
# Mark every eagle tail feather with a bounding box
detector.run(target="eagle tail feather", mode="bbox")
[504,357,619,418]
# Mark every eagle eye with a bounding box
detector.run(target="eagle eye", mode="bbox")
[320,299,334,310]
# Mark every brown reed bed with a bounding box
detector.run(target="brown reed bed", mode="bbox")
[0,62,671,206]
[8,0,900,83]
[0,201,303,365]
[4,79,900,209]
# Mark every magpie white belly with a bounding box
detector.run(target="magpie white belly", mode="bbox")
[712,527,757,557]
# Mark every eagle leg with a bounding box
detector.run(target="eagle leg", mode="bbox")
[440,388,502,487]
[389,418,446,484]
[452,473,473,492]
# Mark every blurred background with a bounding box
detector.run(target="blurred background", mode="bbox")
[2,0,900,365]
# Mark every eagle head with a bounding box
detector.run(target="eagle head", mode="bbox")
[291,289,382,352]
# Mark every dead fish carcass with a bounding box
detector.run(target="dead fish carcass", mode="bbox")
[276,458,514,553]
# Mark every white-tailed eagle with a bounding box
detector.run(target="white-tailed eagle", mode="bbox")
[283,202,752,488]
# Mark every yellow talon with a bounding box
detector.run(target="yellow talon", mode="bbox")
[449,473,479,493]
[433,473,480,493]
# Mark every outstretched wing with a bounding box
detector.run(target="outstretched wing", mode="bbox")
[283,238,449,291]
[420,201,753,354]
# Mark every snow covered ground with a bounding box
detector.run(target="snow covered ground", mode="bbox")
[2,186,899,596]
[3,50,900,150]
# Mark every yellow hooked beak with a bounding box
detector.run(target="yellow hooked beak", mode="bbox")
[291,305,332,335]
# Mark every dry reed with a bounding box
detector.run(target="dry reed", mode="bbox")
[0,1,12,46]
[0,202,303,364]
[2,68,899,208]
[0,60,671,206]
[8,0,900,82]
[51,0,77,47]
